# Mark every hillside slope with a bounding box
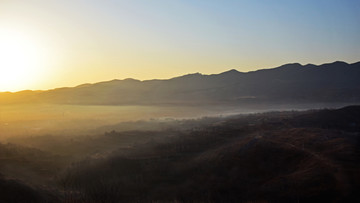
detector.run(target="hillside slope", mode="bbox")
[60,106,360,202]
[1,61,360,105]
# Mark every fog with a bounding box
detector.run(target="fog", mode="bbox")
[2,102,356,140]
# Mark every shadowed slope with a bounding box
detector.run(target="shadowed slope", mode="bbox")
[59,106,360,202]
[1,61,360,105]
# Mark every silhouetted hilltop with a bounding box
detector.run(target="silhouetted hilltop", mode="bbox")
[0,176,48,203]
[1,61,360,105]
[0,143,63,202]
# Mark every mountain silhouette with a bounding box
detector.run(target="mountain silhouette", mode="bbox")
[1,61,360,105]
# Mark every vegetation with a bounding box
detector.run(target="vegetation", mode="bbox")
[1,106,360,202]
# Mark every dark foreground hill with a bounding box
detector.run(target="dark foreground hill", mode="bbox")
[57,106,360,202]
[1,61,360,105]
[1,106,359,202]
[0,143,63,203]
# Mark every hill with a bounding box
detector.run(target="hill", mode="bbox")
[2,106,360,202]
[58,106,360,202]
[1,61,360,105]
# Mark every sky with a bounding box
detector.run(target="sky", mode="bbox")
[0,0,359,91]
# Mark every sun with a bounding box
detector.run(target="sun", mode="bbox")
[0,29,49,92]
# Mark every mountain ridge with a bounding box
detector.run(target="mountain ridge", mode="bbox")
[1,61,358,92]
[1,61,360,106]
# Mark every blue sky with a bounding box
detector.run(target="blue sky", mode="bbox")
[0,0,359,90]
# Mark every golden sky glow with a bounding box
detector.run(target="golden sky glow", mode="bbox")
[0,0,359,92]
[0,27,54,91]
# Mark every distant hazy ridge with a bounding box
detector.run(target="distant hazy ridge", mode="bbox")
[1,61,360,105]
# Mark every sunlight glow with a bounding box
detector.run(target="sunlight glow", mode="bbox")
[0,29,50,92]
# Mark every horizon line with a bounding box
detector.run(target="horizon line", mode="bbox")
[1,60,358,93]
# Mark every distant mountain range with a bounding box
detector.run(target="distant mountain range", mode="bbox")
[1,61,360,105]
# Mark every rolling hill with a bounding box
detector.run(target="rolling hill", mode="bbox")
[1,61,360,105]
[58,105,360,202]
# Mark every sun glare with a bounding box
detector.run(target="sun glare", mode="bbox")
[0,29,50,92]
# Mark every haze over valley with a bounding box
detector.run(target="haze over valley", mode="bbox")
[1,0,360,202]
[1,61,359,138]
